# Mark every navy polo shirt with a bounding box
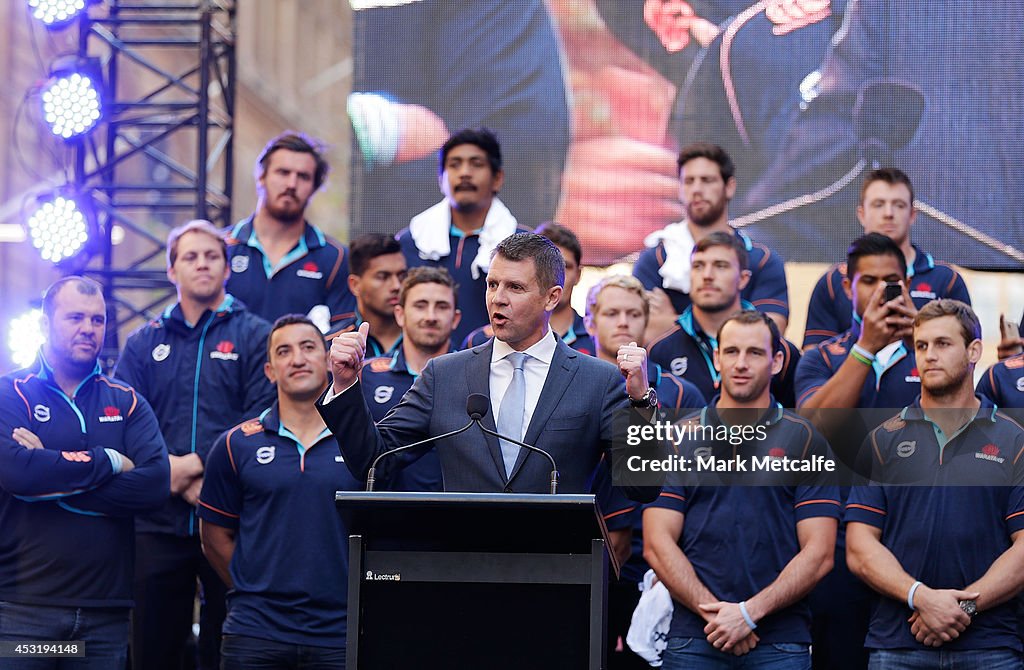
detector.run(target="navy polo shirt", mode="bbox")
[198,404,362,648]
[795,323,921,410]
[846,397,1024,651]
[650,401,840,643]
[633,228,789,319]
[977,353,1024,409]
[327,310,401,359]
[461,311,595,356]
[225,217,355,323]
[359,346,445,492]
[803,247,972,348]
[397,222,530,348]
[0,355,169,608]
[647,305,801,407]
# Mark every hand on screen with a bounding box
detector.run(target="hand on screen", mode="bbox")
[765,0,832,36]
[643,0,717,51]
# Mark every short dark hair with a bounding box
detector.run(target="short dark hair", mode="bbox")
[692,231,748,271]
[349,233,402,276]
[676,142,735,181]
[166,219,227,268]
[267,314,326,361]
[846,232,907,279]
[439,127,502,175]
[493,233,565,292]
[42,276,103,318]
[860,167,914,205]
[255,131,330,191]
[399,267,458,308]
[914,299,981,346]
[534,221,582,265]
[717,309,783,356]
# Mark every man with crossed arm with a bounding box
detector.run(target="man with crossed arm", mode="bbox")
[644,310,838,669]
[846,300,1024,668]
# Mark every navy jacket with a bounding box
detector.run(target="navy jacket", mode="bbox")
[115,295,275,536]
[0,355,169,607]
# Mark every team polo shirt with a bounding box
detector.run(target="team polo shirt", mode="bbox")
[461,311,594,355]
[647,305,802,407]
[650,401,840,643]
[225,216,355,323]
[795,323,921,410]
[633,228,790,320]
[977,353,1024,409]
[0,355,169,607]
[803,247,972,347]
[594,366,707,582]
[198,404,362,648]
[327,309,401,359]
[846,397,1024,651]
[397,223,529,347]
[359,346,445,492]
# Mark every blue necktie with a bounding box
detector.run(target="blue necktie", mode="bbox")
[497,352,528,478]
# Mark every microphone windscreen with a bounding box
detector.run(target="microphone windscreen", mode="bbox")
[466,393,490,420]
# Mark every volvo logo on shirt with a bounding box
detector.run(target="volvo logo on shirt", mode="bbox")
[670,357,688,377]
[896,440,916,458]
[1017,377,1024,393]
[210,341,240,361]
[33,404,51,422]
[693,446,712,460]
[231,255,249,273]
[256,446,275,464]
[296,261,323,280]
[374,386,395,404]
[98,406,124,423]
[152,343,171,362]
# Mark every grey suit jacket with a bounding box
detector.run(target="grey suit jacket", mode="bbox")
[317,336,650,497]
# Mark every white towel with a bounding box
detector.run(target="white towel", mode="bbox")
[643,222,695,295]
[626,569,673,667]
[408,198,518,280]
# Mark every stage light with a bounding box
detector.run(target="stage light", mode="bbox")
[27,0,88,28]
[41,57,103,139]
[8,309,45,369]
[26,194,91,264]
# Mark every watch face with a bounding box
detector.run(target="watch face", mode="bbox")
[959,600,978,618]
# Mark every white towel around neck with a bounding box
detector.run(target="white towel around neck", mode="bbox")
[643,221,695,294]
[408,198,518,280]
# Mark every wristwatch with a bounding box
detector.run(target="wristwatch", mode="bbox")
[629,387,658,409]
[958,599,978,619]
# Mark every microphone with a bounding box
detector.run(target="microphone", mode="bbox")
[365,395,481,492]
[465,392,560,494]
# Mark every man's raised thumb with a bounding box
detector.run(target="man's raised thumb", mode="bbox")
[358,321,370,347]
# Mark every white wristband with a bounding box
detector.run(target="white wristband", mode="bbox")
[739,601,757,630]
[907,580,922,610]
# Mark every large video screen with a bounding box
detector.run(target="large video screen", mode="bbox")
[348,0,1024,269]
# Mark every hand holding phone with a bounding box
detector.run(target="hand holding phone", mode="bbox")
[883,282,902,304]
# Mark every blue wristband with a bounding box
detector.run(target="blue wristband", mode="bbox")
[739,601,757,630]
[907,581,922,611]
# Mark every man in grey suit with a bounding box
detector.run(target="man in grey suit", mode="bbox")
[318,233,656,500]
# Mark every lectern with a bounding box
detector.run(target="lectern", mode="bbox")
[337,491,617,669]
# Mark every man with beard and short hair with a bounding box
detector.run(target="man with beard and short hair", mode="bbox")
[200,315,360,669]
[644,310,839,668]
[360,267,461,491]
[633,142,789,340]
[0,276,170,667]
[647,231,801,406]
[328,234,408,358]
[115,220,275,670]
[846,300,1024,668]
[397,128,528,347]
[226,132,355,327]
[803,168,971,349]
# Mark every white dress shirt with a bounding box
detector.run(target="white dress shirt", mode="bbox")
[489,330,557,441]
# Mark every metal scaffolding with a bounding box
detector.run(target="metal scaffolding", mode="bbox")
[71,0,236,364]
